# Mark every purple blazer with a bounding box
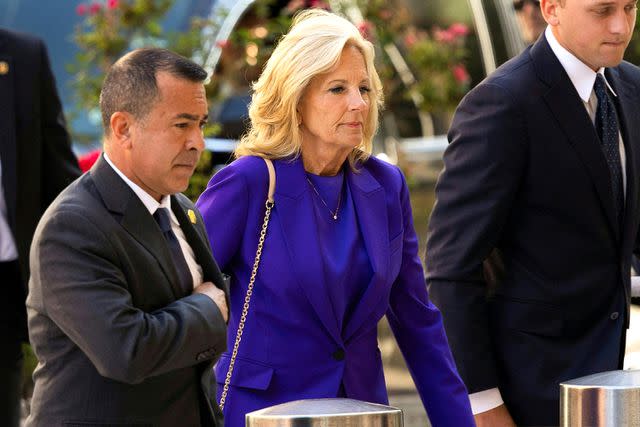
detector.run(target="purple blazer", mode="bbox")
[196,155,474,426]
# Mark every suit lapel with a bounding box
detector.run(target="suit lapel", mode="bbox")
[532,38,620,240]
[608,69,640,271]
[91,156,184,299]
[171,195,228,296]
[0,52,16,232]
[343,165,389,341]
[274,158,341,343]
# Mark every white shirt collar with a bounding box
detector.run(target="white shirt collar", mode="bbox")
[545,26,616,102]
[103,153,172,216]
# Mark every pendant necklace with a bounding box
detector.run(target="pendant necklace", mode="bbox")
[305,174,344,221]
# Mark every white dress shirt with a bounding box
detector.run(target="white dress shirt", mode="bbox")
[103,153,203,288]
[0,157,18,261]
[470,26,627,415]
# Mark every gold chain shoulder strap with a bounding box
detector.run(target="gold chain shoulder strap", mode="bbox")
[219,157,275,411]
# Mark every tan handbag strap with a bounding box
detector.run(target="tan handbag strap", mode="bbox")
[264,157,276,203]
[219,158,275,411]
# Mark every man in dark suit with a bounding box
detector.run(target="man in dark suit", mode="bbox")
[26,48,229,426]
[426,0,640,425]
[0,28,80,426]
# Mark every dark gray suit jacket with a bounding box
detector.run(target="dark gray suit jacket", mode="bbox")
[26,156,228,427]
[427,34,640,425]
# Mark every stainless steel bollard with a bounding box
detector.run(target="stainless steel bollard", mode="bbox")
[245,398,403,426]
[560,370,640,426]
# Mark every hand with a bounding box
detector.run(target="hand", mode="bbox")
[474,404,517,427]
[194,282,228,323]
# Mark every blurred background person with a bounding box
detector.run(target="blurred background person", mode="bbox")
[0,27,80,426]
[513,0,546,44]
[196,9,474,427]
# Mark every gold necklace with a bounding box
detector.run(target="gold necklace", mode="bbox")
[305,174,343,220]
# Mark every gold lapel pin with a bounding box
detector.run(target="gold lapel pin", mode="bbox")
[0,61,9,75]
[187,209,197,224]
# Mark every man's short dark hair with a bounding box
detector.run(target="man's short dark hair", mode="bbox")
[99,48,207,135]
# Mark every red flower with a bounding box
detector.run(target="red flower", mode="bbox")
[76,3,88,15]
[77,149,101,173]
[452,64,470,84]
[308,0,330,10]
[449,23,469,37]
[215,39,230,49]
[88,2,102,15]
[106,0,119,9]
[357,20,375,42]
[434,28,455,43]
[404,33,418,48]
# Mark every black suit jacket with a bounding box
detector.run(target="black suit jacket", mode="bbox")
[0,28,80,280]
[426,34,640,426]
[0,28,80,342]
[26,156,228,426]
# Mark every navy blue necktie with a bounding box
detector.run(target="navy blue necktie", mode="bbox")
[594,74,624,222]
[154,208,192,293]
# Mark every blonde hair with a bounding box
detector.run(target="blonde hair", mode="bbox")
[234,9,383,166]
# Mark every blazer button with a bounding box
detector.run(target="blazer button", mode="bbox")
[332,349,345,361]
[610,312,619,320]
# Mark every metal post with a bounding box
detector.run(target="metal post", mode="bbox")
[560,370,640,426]
[246,398,403,427]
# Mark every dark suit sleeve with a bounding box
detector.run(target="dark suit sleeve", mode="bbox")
[426,82,527,393]
[30,208,227,385]
[386,169,475,426]
[37,38,80,207]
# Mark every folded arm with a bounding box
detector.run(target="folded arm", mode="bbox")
[31,209,227,384]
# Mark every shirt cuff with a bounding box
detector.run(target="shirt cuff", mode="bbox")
[469,387,504,414]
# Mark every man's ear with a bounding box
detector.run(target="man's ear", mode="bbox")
[110,112,134,148]
[540,0,560,26]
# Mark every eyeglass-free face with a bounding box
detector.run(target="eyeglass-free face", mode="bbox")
[547,0,636,71]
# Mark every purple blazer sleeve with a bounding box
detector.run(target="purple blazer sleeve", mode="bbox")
[196,158,258,269]
[385,170,475,426]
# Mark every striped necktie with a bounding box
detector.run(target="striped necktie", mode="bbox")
[154,207,192,293]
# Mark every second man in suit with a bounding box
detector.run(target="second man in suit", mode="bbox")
[426,0,640,425]
[26,48,228,426]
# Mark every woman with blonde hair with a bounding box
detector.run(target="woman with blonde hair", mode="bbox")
[197,9,474,426]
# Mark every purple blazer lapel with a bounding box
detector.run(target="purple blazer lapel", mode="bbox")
[274,158,342,343]
[343,164,390,341]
